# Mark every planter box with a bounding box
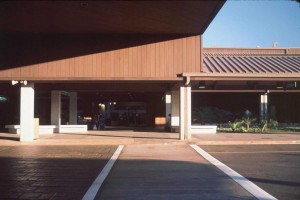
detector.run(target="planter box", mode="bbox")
[5,125,87,134]
[5,125,56,134]
[191,125,217,134]
[60,125,87,133]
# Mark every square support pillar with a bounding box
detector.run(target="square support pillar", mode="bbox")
[180,85,191,140]
[260,94,268,122]
[69,92,77,125]
[20,83,35,142]
[171,90,180,132]
[51,91,61,133]
[165,92,171,130]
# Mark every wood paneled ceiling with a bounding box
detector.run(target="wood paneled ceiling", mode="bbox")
[0,1,225,35]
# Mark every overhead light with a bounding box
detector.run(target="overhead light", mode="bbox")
[99,103,105,109]
[0,95,8,103]
[264,90,270,95]
[276,82,284,89]
[198,81,206,89]
[13,80,28,86]
[12,80,18,85]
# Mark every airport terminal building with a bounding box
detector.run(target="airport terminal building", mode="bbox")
[0,1,300,141]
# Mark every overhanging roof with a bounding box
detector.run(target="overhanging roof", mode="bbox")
[181,48,300,81]
[0,1,225,35]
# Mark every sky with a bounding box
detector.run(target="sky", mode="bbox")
[203,0,300,48]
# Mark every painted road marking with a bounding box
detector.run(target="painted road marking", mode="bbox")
[190,144,277,200]
[82,145,124,200]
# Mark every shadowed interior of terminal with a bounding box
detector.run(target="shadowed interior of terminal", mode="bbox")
[0,82,171,130]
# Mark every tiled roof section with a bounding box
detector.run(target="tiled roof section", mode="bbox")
[203,48,300,73]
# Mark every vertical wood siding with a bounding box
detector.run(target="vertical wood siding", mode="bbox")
[0,36,201,80]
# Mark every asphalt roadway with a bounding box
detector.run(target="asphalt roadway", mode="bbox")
[1,131,300,200]
[200,144,300,200]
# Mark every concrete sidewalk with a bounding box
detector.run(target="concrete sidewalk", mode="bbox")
[0,132,300,146]
[96,144,256,200]
[191,133,300,145]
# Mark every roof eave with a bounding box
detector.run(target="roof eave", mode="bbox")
[180,72,300,81]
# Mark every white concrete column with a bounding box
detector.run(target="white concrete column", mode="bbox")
[180,85,191,140]
[165,92,171,129]
[20,83,35,142]
[51,91,61,133]
[260,94,268,122]
[69,92,77,125]
[171,90,180,132]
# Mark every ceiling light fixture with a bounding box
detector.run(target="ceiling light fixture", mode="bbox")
[276,82,284,89]
[198,81,206,89]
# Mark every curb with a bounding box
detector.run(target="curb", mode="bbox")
[190,140,300,145]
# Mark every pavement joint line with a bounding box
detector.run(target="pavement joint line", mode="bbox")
[82,145,124,200]
[190,144,278,200]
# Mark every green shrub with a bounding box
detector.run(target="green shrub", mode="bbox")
[260,120,268,132]
[268,119,279,128]
[242,117,257,132]
[228,119,242,132]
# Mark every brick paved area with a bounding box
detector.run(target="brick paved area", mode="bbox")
[0,145,117,200]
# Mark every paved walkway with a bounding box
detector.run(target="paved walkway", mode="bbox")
[0,131,299,146]
[96,144,256,200]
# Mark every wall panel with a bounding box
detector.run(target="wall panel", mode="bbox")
[0,35,201,80]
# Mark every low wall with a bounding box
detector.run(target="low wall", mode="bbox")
[59,125,87,133]
[191,125,217,134]
[171,125,217,134]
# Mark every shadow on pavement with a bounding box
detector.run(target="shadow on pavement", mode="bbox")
[0,135,19,141]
